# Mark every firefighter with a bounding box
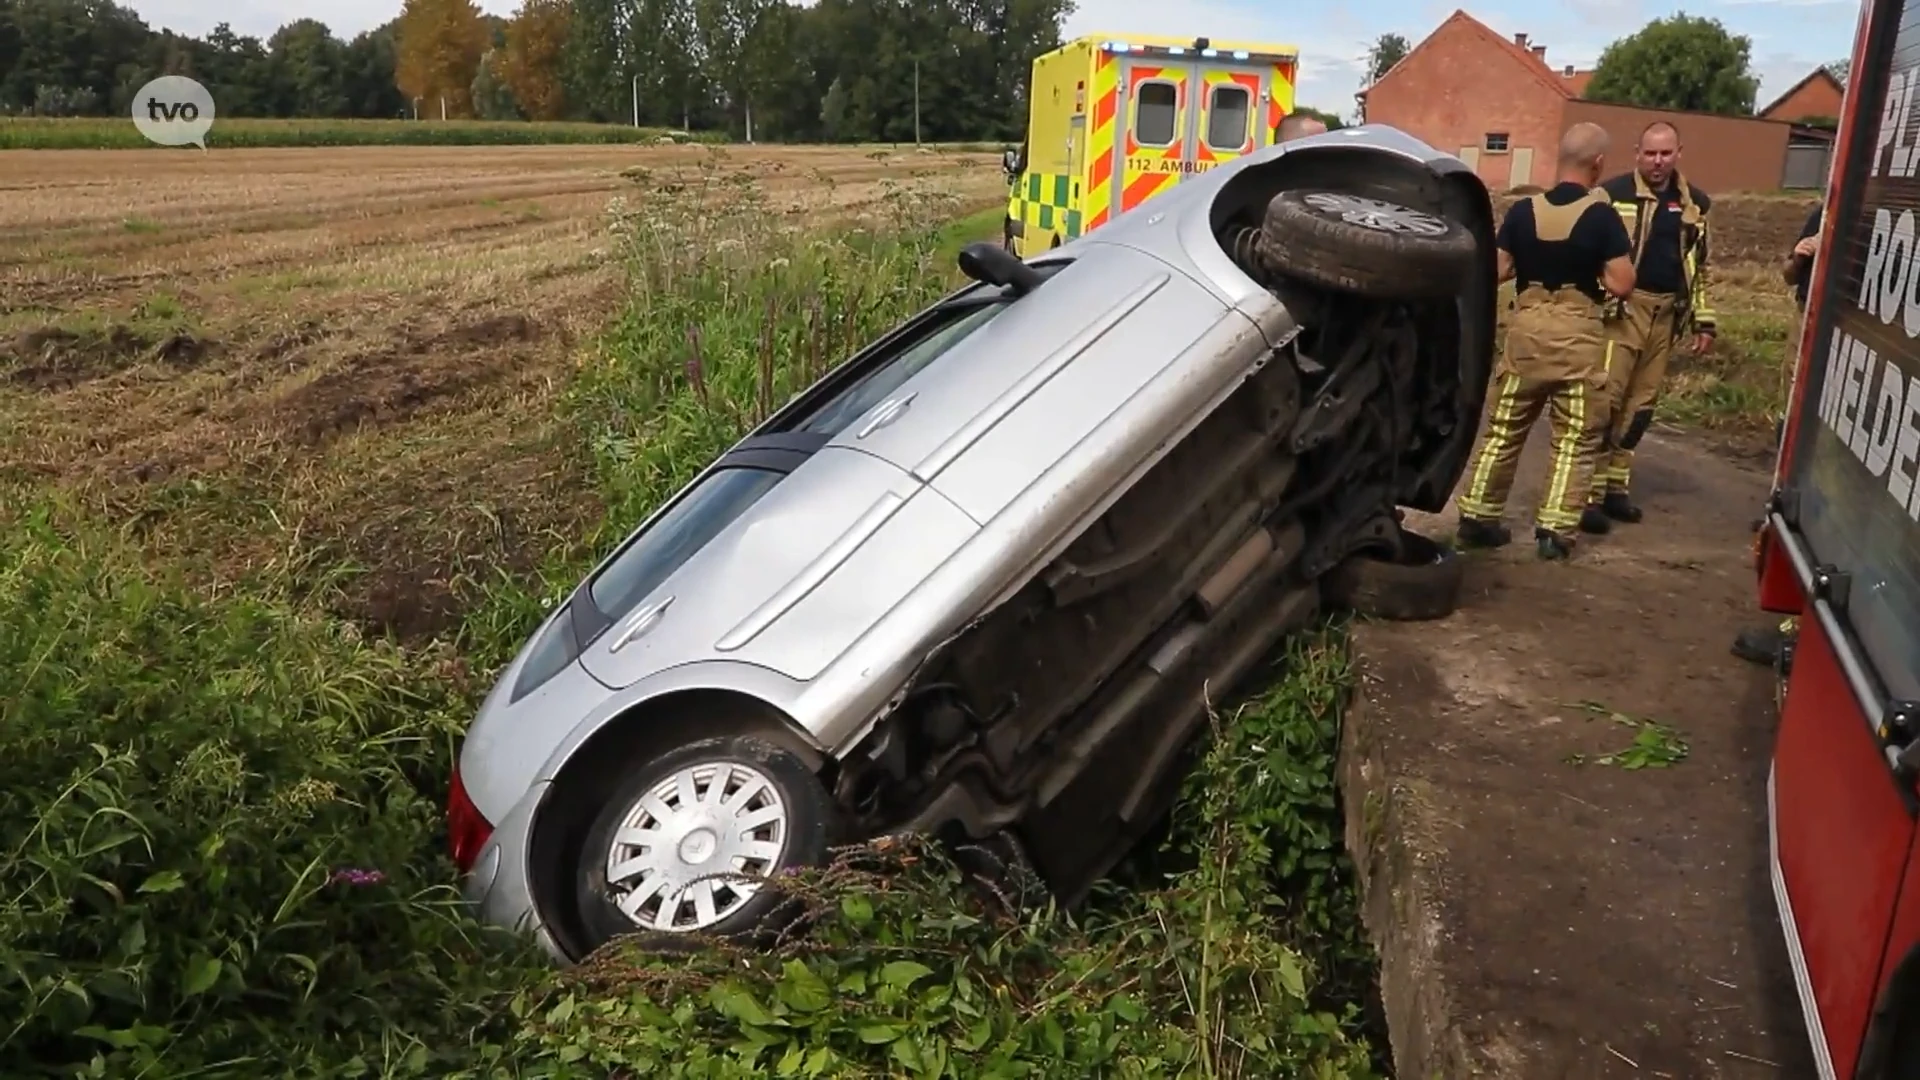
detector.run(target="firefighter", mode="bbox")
[1454,122,1636,560]
[1579,120,1718,535]
[1276,112,1328,142]
[1731,204,1824,671]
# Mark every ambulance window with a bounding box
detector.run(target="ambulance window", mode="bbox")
[1206,86,1251,150]
[1136,82,1178,146]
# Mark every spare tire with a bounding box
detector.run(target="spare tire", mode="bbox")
[1256,190,1476,299]
[1322,529,1464,622]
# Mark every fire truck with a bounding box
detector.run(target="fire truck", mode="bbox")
[1758,0,1920,1073]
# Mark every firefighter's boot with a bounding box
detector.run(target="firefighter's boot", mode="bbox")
[1536,527,1574,561]
[1456,516,1512,550]
[1731,624,1785,667]
[1601,491,1642,523]
[1579,504,1612,535]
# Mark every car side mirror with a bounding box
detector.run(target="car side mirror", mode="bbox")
[1002,148,1018,176]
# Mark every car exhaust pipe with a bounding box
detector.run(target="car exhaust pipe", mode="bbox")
[1195,527,1275,617]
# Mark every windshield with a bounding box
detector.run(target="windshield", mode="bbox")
[795,303,1006,436]
[587,467,784,624]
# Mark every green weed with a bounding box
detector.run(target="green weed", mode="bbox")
[1563,701,1690,769]
[0,499,547,1077]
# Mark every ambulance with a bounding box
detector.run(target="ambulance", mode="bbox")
[1001,33,1300,257]
[1756,0,1920,1070]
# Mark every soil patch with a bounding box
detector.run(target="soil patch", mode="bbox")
[4,324,215,390]
[275,313,541,446]
[1492,193,1818,266]
[1344,428,1815,1078]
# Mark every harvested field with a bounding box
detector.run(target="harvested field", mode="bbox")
[0,143,1002,636]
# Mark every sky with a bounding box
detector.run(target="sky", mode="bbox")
[124,0,1856,117]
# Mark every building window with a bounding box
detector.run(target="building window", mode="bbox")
[1484,132,1510,153]
[1135,82,1178,146]
[1205,85,1251,150]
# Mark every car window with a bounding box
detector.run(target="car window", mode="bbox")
[1136,82,1178,146]
[1206,86,1250,150]
[794,302,1005,435]
[588,467,784,623]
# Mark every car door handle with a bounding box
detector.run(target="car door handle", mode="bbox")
[857,393,916,438]
[608,595,673,653]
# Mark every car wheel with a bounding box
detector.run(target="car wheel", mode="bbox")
[572,735,834,949]
[1322,529,1464,621]
[1256,189,1476,299]
[1003,218,1018,253]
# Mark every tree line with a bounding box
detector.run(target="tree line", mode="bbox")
[0,0,1072,142]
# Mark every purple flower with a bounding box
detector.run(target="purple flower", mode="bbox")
[329,868,387,887]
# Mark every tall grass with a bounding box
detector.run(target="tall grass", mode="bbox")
[0,501,549,1077]
[566,160,976,528]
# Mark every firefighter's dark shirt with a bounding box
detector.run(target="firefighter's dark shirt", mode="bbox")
[1624,175,1688,294]
[1792,206,1822,310]
[1495,182,1633,304]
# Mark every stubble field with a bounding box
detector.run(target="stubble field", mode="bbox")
[1,143,1005,636]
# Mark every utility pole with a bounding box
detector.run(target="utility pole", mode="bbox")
[913,58,921,146]
[632,74,641,127]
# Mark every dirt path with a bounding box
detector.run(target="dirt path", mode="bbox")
[1342,424,1816,1078]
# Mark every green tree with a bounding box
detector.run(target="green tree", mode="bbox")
[470,45,519,117]
[267,19,348,117]
[343,23,405,117]
[1584,13,1760,115]
[1366,32,1408,83]
[1294,105,1345,130]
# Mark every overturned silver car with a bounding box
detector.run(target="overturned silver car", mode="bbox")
[447,124,1497,961]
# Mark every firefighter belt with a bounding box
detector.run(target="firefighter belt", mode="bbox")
[1590,289,1682,499]
[1456,285,1611,537]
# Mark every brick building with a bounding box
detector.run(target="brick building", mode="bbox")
[1759,67,1845,122]
[1357,10,1593,191]
[1360,8,1813,193]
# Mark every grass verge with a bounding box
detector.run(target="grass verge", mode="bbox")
[2,167,1382,1077]
[1658,264,1803,437]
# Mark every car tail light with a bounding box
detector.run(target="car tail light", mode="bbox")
[446,764,493,874]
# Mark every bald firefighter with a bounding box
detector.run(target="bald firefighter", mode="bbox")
[1454,122,1635,560]
[1580,121,1718,534]
[1276,112,1328,142]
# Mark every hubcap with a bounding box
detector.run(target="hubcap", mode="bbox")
[602,761,788,932]
[1301,192,1449,237]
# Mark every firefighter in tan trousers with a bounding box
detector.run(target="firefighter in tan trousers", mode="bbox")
[1454,123,1636,560]
[1579,121,1718,534]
